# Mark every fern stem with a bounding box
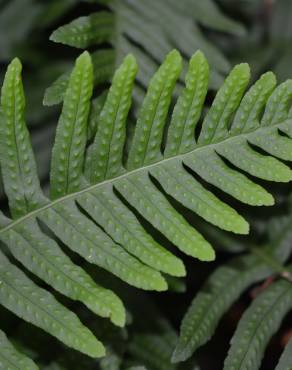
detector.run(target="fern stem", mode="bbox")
[1,119,291,236]
[251,247,292,282]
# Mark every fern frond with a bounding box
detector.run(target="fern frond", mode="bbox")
[174,205,292,364]
[275,335,292,370]
[172,254,272,363]
[0,329,38,370]
[224,279,292,370]
[1,50,292,359]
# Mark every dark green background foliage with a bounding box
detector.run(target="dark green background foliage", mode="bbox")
[1,1,292,369]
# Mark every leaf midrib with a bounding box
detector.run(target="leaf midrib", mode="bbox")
[0,119,290,235]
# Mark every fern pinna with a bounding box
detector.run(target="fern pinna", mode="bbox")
[1,48,292,367]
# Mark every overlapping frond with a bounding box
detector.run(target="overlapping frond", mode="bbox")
[125,320,200,370]
[44,0,245,106]
[172,254,272,363]
[127,325,177,370]
[1,48,292,360]
[174,203,292,367]
[224,279,292,370]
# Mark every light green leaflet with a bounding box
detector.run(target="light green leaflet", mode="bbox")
[50,52,93,199]
[0,250,105,359]
[1,49,292,359]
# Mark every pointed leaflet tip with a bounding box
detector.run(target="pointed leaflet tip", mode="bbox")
[189,50,209,73]
[192,49,206,60]
[155,275,168,292]
[123,53,138,65]
[172,259,187,277]
[171,344,192,364]
[261,71,277,84]
[237,218,249,235]
[165,49,183,66]
[76,50,91,64]
[85,336,106,358]
[4,58,22,81]
[9,57,22,70]
[232,62,251,79]
[120,54,138,76]
[202,247,216,262]
[261,192,275,206]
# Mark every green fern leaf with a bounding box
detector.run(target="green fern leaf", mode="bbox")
[127,50,183,169]
[0,215,124,326]
[50,11,114,49]
[0,57,44,218]
[199,63,251,144]
[165,51,209,157]
[2,50,292,359]
[0,250,105,358]
[224,279,292,370]
[0,329,39,370]
[88,54,138,182]
[173,200,292,363]
[50,51,93,199]
[275,336,292,370]
[172,254,271,363]
[0,53,125,350]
